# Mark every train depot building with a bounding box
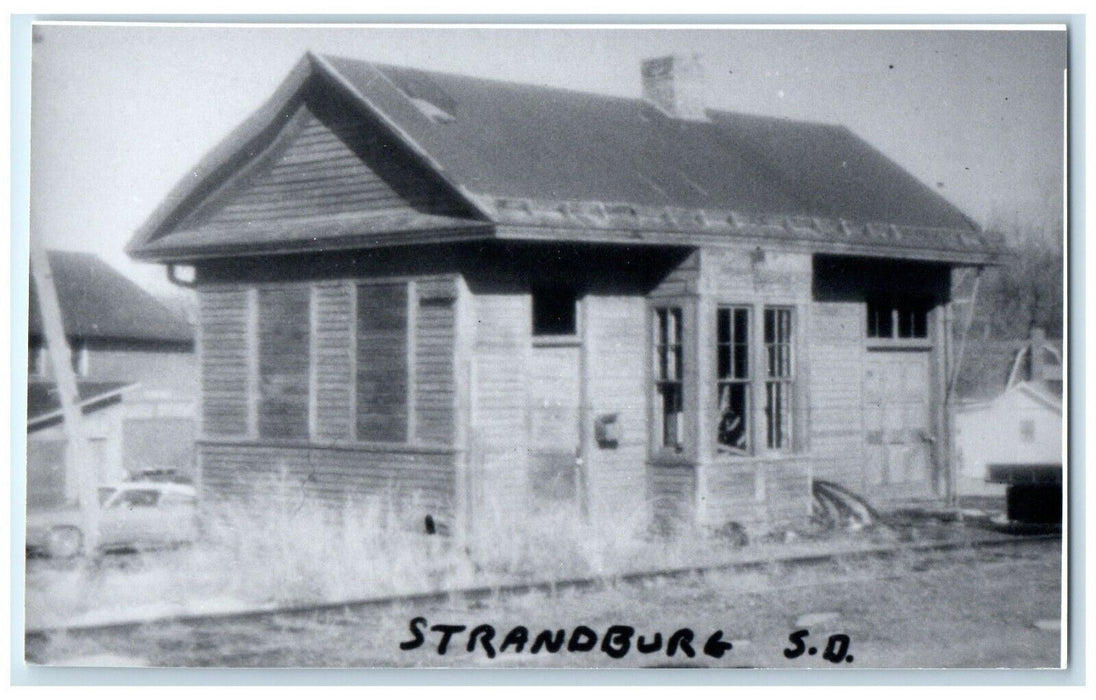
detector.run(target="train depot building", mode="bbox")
[127,53,1004,539]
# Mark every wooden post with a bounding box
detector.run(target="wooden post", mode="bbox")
[944,266,984,508]
[29,245,100,553]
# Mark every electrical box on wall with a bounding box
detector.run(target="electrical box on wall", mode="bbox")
[594,413,620,448]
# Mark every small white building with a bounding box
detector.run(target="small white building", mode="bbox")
[954,331,1063,497]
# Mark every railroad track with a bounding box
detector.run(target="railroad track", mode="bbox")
[25,529,1060,641]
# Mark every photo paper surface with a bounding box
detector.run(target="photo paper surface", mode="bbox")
[21,22,1068,671]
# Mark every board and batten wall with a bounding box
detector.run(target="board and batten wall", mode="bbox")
[195,274,460,522]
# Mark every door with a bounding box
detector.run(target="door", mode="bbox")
[528,345,583,514]
[863,351,936,497]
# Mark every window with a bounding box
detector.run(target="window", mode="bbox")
[764,308,794,450]
[867,298,929,339]
[356,282,409,442]
[532,286,578,336]
[654,307,684,450]
[716,307,750,454]
[257,286,311,440]
[112,489,160,509]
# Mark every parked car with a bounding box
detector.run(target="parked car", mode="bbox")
[27,482,199,558]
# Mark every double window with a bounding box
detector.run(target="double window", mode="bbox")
[715,305,795,455]
[250,280,416,444]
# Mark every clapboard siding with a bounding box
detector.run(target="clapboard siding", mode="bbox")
[648,464,696,527]
[808,301,866,489]
[198,287,250,436]
[185,85,461,231]
[703,466,766,529]
[467,292,529,524]
[584,295,649,530]
[200,442,456,519]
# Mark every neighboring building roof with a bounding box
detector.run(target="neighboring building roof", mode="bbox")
[27,380,134,430]
[29,251,194,345]
[957,380,1063,416]
[128,52,1004,264]
[955,336,1063,401]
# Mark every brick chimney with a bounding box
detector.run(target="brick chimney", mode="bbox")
[641,54,709,121]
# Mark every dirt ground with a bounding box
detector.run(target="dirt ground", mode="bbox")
[26,536,1062,670]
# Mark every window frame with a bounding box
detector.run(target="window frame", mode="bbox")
[353,278,415,446]
[762,306,796,453]
[716,305,752,456]
[253,283,313,443]
[710,303,799,460]
[652,305,686,455]
[866,296,933,345]
[531,284,581,342]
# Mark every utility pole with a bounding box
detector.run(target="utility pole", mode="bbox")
[29,244,99,553]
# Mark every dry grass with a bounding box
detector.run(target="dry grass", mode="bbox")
[26,489,758,630]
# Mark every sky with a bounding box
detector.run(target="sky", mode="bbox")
[26,23,1067,296]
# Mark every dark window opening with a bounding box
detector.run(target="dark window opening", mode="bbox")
[867,298,930,339]
[654,307,684,450]
[357,282,409,443]
[716,307,750,454]
[533,286,578,336]
[257,286,311,440]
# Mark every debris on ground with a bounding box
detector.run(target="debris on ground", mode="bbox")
[811,479,886,532]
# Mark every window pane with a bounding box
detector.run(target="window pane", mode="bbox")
[659,383,683,448]
[258,286,310,440]
[357,283,408,442]
[717,308,731,345]
[867,299,893,338]
[532,286,578,336]
[763,307,794,450]
[717,382,749,452]
[655,307,684,449]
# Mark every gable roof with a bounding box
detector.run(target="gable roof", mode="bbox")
[128,52,1004,264]
[27,380,133,430]
[30,251,194,345]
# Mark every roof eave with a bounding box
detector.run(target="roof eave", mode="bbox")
[128,222,497,264]
[125,55,317,260]
[127,52,493,262]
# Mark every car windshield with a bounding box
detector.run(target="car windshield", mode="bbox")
[98,487,116,506]
[110,489,161,509]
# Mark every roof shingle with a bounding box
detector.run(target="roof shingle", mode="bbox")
[29,251,193,344]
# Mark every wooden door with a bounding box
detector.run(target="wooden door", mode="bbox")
[863,351,935,496]
[528,345,582,513]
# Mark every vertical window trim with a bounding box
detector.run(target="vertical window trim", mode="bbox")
[652,305,685,453]
[716,305,751,455]
[762,306,795,452]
